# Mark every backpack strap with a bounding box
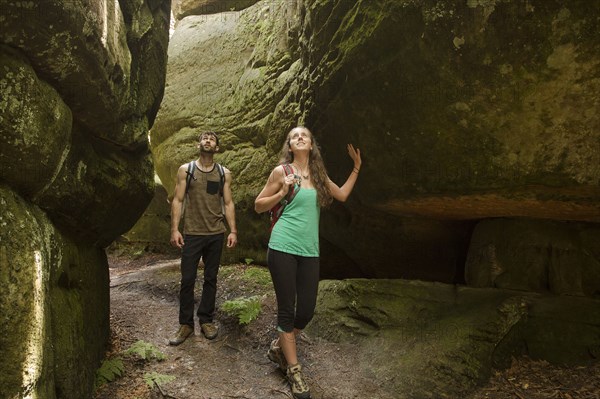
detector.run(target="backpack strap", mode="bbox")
[281,163,293,177]
[268,163,296,231]
[281,163,294,201]
[216,163,225,196]
[185,161,196,196]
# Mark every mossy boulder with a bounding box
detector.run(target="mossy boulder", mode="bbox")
[0,0,170,144]
[151,0,600,280]
[0,45,72,198]
[1,0,171,246]
[307,279,600,397]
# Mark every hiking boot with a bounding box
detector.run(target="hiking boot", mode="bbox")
[267,339,288,372]
[286,363,311,399]
[200,322,218,340]
[168,324,193,346]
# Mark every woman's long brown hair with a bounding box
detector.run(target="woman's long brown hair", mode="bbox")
[278,127,333,208]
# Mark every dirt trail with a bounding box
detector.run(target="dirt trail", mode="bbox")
[96,255,393,399]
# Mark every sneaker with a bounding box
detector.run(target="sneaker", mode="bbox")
[200,322,218,340]
[168,324,193,346]
[286,363,311,399]
[267,339,288,372]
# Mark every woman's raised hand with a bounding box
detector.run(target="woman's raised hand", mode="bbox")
[347,144,361,169]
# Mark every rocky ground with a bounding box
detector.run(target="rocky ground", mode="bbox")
[94,251,600,399]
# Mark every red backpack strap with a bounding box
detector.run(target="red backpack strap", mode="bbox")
[281,163,295,199]
[281,163,293,176]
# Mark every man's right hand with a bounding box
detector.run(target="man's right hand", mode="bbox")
[171,231,184,248]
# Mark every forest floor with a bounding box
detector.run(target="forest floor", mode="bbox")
[94,251,600,399]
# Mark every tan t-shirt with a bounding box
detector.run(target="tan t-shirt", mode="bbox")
[183,163,226,235]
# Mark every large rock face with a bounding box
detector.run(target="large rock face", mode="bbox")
[151,0,600,280]
[0,0,170,397]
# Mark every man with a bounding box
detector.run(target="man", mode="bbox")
[169,131,237,345]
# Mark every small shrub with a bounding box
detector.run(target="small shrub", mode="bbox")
[95,358,124,388]
[221,296,262,325]
[124,340,166,361]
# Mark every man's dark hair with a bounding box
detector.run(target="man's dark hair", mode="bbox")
[199,131,219,146]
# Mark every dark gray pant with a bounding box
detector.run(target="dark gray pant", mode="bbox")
[179,233,224,326]
[268,248,320,332]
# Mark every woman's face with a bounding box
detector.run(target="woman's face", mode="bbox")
[288,128,312,152]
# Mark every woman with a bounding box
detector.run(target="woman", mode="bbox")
[255,126,361,399]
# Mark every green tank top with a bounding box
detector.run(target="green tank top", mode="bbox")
[268,188,320,257]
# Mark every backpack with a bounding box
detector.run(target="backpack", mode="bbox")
[269,164,298,231]
[185,161,225,196]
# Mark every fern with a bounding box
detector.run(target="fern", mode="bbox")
[143,372,175,388]
[221,296,262,325]
[95,358,124,388]
[124,340,166,361]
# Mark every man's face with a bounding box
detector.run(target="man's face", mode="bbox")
[199,134,218,153]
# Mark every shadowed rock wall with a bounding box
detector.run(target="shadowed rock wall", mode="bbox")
[151,0,599,281]
[0,0,170,397]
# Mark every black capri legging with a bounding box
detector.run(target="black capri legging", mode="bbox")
[267,248,320,332]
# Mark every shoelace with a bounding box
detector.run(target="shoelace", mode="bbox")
[289,369,309,391]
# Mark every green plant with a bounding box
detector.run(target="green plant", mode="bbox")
[143,372,176,388]
[221,296,262,325]
[95,358,124,388]
[241,266,272,286]
[244,257,254,266]
[124,340,166,361]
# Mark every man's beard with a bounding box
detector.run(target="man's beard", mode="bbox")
[200,146,216,154]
